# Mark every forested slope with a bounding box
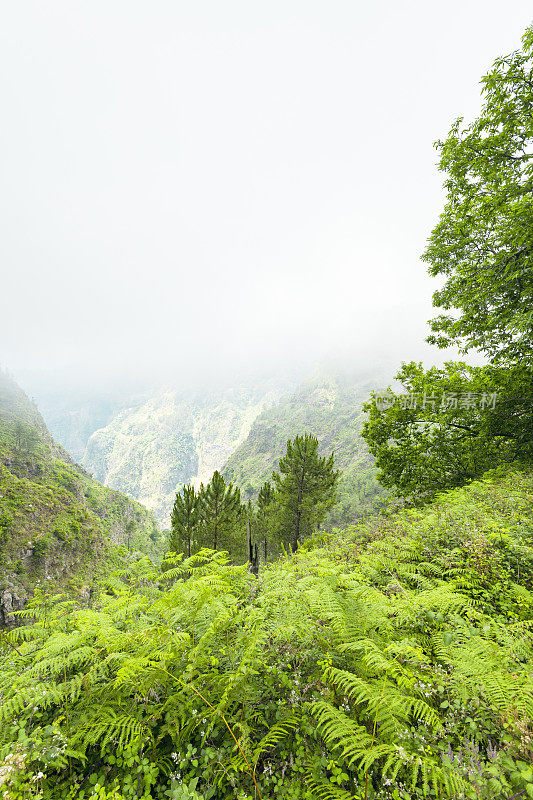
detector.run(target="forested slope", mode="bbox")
[223,369,389,525]
[0,370,162,625]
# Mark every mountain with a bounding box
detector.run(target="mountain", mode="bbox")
[80,380,292,526]
[24,366,394,530]
[0,369,161,626]
[222,367,392,525]
[15,373,151,463]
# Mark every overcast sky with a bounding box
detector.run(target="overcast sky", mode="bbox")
[1,1,532,388]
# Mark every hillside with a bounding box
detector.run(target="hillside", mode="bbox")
[3,467,533,798]
[223,369,391,525]
[0,370,162,626]
[80,381,292,526]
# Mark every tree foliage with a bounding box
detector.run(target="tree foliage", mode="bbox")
[273,434,340,551]
[363,27,533,499]
[363,361,532,500]
[168,441,341,563]
[198,471,242,555]
[423,26,533,364]
[170,484,199,558]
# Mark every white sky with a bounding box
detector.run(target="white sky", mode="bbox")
[1,1,532,385]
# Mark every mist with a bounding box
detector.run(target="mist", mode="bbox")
[1,1,531,393]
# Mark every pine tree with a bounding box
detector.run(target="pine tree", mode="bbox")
[273,434,339,551]
[198,471,242,555]
[257,481,275,562]
[170,484,199,557]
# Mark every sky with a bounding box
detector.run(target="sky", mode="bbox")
[1,1,532,390]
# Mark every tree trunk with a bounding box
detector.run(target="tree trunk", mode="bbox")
[293,467,305,552]
[248,519,259,574]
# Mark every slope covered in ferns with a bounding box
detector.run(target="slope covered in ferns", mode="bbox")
[1,467,532,799]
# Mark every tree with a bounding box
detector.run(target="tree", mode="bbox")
[170,484,199,557]
[423,26,533,365]
[257,481,275,562]
[245,500,259,575]
[362,28,533,499]
[198,471,242,555]
[125,520,136,549]
[362,361,528,501]
[273,434,339,551]
[13,422,38,455]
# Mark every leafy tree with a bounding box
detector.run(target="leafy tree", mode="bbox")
[362,361,528,500]
[363,28,533,498]
[170,484,199,557]
[198,471,242,555]
[423,25,533,365]
[272,434,339,551]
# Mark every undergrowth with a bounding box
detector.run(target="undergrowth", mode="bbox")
[1,470,532,799]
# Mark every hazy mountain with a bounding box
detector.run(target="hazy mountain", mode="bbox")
[19,364,394,531]
[222,366,393,525]
[80,380,293,526]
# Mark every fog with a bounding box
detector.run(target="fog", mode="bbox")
[1,1,531,392]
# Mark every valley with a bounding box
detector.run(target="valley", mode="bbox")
[27,367,390,529]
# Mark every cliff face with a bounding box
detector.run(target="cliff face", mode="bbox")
[0,370,161,626]
[81,382,291,527]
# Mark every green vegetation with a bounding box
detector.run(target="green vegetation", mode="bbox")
[199,471,242,553]
[2,23,533,800]
[169,473,245,563]
[169,436,340,563]
[422,29,533,366]
[1,470,533,799]
[363,25,533,501]
[0,370,163,622]
[223,372,389,528]
[273,434,339,552]
[170,485,199,558]
[362,361,531,502]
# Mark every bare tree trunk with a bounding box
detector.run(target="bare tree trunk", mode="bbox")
[293,467,305,552]
[248,519,259,574]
